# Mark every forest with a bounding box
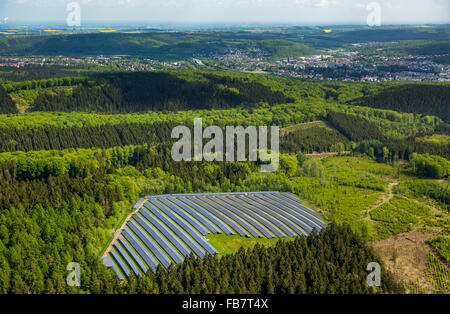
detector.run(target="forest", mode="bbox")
[0,121,176,152]
[0,85,17,114]
[29,72,292,113]
[0,143,258,293]
[0,67,448,295]
[146,224,403,294]
[0,31,319,60]
[0,136,447,294]
[1,70,448,161]
[327,112,450,159]
[0,65,100,83]
[0,140,376,293]
[409,153,449,179]
[280,122,350,154]
[327,111,385,142]
[349,84,450,122]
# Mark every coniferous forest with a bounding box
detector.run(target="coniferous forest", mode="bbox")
[28,72,292,113]
[0,85,17,114]
[138,224,404,294]
[350,85,450,122]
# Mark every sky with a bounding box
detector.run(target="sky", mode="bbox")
[0,0,449,25]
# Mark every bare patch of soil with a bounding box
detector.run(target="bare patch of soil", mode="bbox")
[370,231,434,291]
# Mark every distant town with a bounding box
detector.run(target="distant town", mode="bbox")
[199,42,450,82]
[1,41,449,82]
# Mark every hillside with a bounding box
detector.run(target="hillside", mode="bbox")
[349,84,450,122]
[5,72,293,113]
[0,31,319,60]
[0,68,448,295]
[1,26,448,59]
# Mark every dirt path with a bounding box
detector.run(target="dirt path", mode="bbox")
[282,120,323,130]
[281,120,333,135]
[305,151,351,158]
[382,181,398,203]
[102,200,147,258]
[364,180,398,217]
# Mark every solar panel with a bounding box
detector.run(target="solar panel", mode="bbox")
[254,194,317,232]
[166,197,222,233]
[143,203,207,259]
[227,195,291,237]
[107,191,327,280]
[174,197,234,235]
[122,228,159,272]
[113,242,141,277]
[147,199,218,255]
[192,196,263,238]
[139,208,191,257]
[158,197,210,236]
[275,193,325,224]
[133,198,145,210]
[166,197,223,234]
[243,195,309,236]
[133,213,184,264]
[108,256,125,281]
[127,220,172,269]
[110,249,132,279]
[202,196,265,238]
[185,196,251,237]
[279,193,324,219]
[279,192,303,203]
[263,194,323,230]
[218,196,277,238]
[118,237,149,274]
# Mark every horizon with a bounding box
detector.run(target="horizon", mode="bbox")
[1,0,449,25]
[1,21,450,28]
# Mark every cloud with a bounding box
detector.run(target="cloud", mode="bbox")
[314,0,330,8]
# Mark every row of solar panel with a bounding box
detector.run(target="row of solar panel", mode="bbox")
[108,192,325,279]
[108,197,221,278]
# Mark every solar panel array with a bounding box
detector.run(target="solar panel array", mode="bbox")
[105,192,326,279]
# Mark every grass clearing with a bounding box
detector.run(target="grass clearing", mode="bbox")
[206,234,294,257]
[323,156,394,177]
